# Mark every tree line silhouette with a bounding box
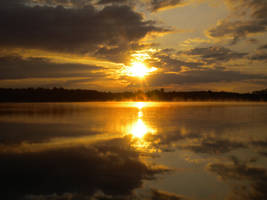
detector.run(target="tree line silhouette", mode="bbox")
[0,88,267,102]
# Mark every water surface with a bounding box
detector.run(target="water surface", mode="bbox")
[1,102,267,200]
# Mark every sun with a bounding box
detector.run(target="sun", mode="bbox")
[127,62,157,78]
[120,50,158,78]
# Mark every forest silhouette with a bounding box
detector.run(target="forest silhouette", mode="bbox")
[1,88,267,102]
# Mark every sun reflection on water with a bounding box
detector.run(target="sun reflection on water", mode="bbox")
[131,118,148,138]
[138,111,143,118]
[126,102,157,149]
[136,102,145,109]
[130,118,156,139]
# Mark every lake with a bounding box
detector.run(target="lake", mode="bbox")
[1,102,267,200]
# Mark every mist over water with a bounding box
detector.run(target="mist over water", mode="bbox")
[1,102,267,200]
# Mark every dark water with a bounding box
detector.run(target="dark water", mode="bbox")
[1,102,267,200]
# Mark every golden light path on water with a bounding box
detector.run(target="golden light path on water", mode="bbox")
[131,118,151,138]
[136,102,145,110]
[126,102,157,149]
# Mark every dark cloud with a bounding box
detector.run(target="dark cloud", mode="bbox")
[145,128,200,152]
[0,137,169,200]
[150,46,247,76]
[250,52,267,62]
[24,193,83,200]
[0,2,169,62]
[248,41,267,62]
[0,102,116,144]
[0,121,102,145]
[207,157,267,200]
[153,55,203,72]
[183,46,247,63]
[251,140,267,148]
[208,0,267,44]
[30,0,93,7]
[148,67,266,86]
[0,0,29,7]
[151,189,189,200]
[97,0,128,5]
[23,188,190,200]
[94,43,150,63]
[208,20,267,44]
[144,110,252,153]
[146,128,246,154]
[250,140,267,157]
[147,49,203,73]
[182,139,245,155]
[259,44,267,49]
[150,0,185,12]
[260,152,267,157]
[0,55,106,80]
[247,38,258,43]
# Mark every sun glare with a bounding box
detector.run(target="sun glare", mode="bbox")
[131,119,148,138]
[130,117,156,139]
[136,102,145,109]
[127,62,157,78]
[128,102,156,139]
[121,50,158,78]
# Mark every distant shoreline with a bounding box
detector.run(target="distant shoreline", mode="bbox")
[1,88,267,102]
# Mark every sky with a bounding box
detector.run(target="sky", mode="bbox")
[0,0,267,92]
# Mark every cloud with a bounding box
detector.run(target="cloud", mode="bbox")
[24,193,80,200]
[182,46,247,63]
[207,157,267,200]
[150,189,189,200]
[144,114,251,153]
[250,140,267,158]
[30,0,93,7]
[0,137,169,199]
[150,0,185,12]
[146,127,246,155]
[149,46,247,75]
[0,1,169,62]
[137,46,261,90]
[251,140,267,148]
[207,0,267,44]
[208,20,267,44]
[249,43,267,62]
[182,139,245,154]
[23,188,191,200]
[148,67,266,86]
[0,55,106,80]
[97,0,128,5]
[152,54,203,72]
[259,44,267,49]
[0,121,103,145]
[250,52,267,62]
